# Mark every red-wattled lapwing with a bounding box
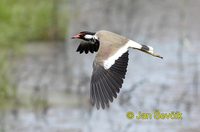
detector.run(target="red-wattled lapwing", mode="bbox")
[72,30,163,109]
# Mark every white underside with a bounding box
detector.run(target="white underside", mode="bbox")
[103,40,144,69]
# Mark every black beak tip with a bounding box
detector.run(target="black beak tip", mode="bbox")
[71,34,81,39]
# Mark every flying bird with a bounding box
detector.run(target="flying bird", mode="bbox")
[72,30,163,109]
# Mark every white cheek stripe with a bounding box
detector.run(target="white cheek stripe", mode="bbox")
[85,34,98,41]
[85,35,93,39]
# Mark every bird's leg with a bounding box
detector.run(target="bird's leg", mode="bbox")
[127,40,163,59]
[140,48,163,59]
[138,45,163,59]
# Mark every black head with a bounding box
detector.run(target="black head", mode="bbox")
[71,31,96,41]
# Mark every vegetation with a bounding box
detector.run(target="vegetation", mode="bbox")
[0,0,68,109]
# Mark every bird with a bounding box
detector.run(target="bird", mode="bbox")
[72,30,163,109]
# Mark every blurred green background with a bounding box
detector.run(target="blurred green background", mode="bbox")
[0,0,68,111]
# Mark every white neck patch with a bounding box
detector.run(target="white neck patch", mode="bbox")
[93,35,98,40]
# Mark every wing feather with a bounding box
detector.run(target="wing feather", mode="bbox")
[76,41,99,54]
[90,52,129,109]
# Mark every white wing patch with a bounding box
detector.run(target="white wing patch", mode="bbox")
[103,39,156,69]
[103,40,145,69]
[103,43,129,69]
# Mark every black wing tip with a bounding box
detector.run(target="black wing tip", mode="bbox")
[94,102,110,110]
[76,41,99,54]
[90,51,129,110]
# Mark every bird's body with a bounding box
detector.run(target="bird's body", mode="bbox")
[95,31,128,67]
[72,30,163,109]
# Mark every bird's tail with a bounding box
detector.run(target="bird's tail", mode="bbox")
[127,40,163,59]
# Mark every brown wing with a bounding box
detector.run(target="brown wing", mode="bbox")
[90,51,129,109]
[76,41,99,54]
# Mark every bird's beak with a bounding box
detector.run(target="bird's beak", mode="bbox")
[71,33,81,39]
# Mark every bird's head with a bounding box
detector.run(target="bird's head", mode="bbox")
[71,31,97,42]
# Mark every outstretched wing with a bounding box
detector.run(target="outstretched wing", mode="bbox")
[90,51,129,109]
[76,41,99,54]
